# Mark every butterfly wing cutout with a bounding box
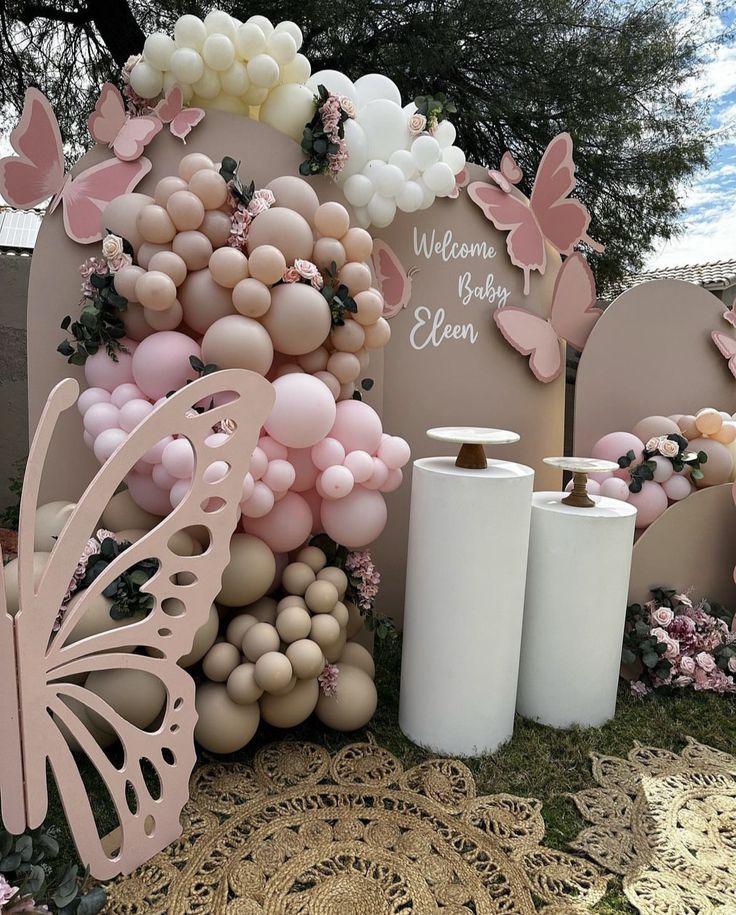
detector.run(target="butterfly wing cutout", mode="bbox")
[448,167,470,198]
[548,252,602,351]
[529,132,603,256]
[88,84,162,162]
[0,87,65,209]
[371,239,414,317]
[155,87,205,142]
[0,580,25,834]
[13,369,274,879]
[468,181,545,295]
[722,306,736,328]
[494,307,562,382]
[712,331,736,379]
[488,151,523,193]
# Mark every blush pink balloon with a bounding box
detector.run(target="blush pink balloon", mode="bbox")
[84,338,137,392]
[152,463,177,490]
[119,398,155,433]
[662,474,694,501]
[93,427,127,463]
[287,447,319,492]
[249,446,268,480]
[591,432,645,465]
[245,491,312,552]
[377,435,411,470]
[328,399,383,454]
[77,387,111,415]
[161,438,195,479]
[131,331,201,400]
[565,478,601,496]
[343,449,374,483]
[241,480,275,518]
[311,437,346,471]
[264,374,337,449]
[381,468,404,493]
[203,460,229,483]
[321,485,388,548]
[263,459,296,493]
[627,480,669,528]
[169,478,192,509]
[110,383,144,407]
[650,455,674,483]
[258,436,288,461]
[241,472,255,503]
[83,431,94,449]
[363,457,390,491]
[300,487,323,534]
[600,477,631,501]
[320,465,355,500]
[126,471,172,515]
[83,402,121,437]
[142,435,174,465]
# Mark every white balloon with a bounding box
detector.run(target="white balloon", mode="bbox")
[442,145,466,175]
[355,73,402,107]
[411,135,442,170]
[359,99,410,160]
[274,20,303,50]
[236,22,266,58]
[353,206,371,229]
[220,60,250,95]
[267,31,297,63]
[247,15,275,36]
[338,118,369,180]
[388,149,418,179]
[174,15,206,51]
[423,161,456,196]
[202,33,235,71]
[247,54,280,88]
[170,47,205,85]
[204,10,236,39]
[396,180,424,212]
[259,83,316,142]
[306,70,358,105]
[244,85,268,106]
[367,193,397,228]
[343,174,374,207]
[433,119,457,149]
[130,61,164,99]
[280,53,311,84]
[402,101,417,117]
[144,33,176,71]
[375,163,405,197]
[193,66,221,99]
[362,158,386,186]
[416,178,436,210]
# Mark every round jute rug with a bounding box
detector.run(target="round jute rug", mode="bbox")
[571,737,736,915]
[103,736,606,914]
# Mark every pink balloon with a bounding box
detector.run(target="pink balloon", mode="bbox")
[258,436,288,461]
[84,338,137,392]
[600,477,631,501]
[287,447,319,492]
[249,446,268,480]
[564,478,600,496]
[263,459,296,492]
[131,331,201,400]
[627,480,669,528]
[161,438,195,479]
[591,431,644,465]
[93,427,127,463]
[343,449,374,483]
[381,468,404,493]
[328,399,383,454]
[169,478,192,508]
[83,402,121,437]
[311,437,346,471]
[377,435,411,470]
[119,398,154,433]
[110,383,144,407]
[77,387,111,415]
[363,457,390,490]
[241,480,275,518]
[83,431,94,449]
[662,473,694,501]
[126,470,172,515]
[241,472,255,503]
[650,455,674,483]
[321,485,388,548]
[141,435,174,465]
[152,463,177,490]
[589,471,613,484]
[301,487,324,534]
[203,460,229,483]
[264,374,337,449]
[320,465,355,499]
[245,491,312,552]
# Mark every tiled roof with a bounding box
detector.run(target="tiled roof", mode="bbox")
[610,259,736,297]
[0,206,43,252]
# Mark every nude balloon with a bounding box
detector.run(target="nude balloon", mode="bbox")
[131,331,201,400]
[688,437,733,486]
[246,208,314,264]
[178,268,236,333]
[209,247,249,288]
[189,168,228,209]
[247,245,286,285]
[102,193,154,252]
[232,278,271,317]
[262,283,331,355]
[320,485,387,547]
[147,251,188,286]
[137,204,177,244]
[112,265,145,301]
[264,373,337,448]
[266,175,319,224]
[199,210,232,247]
[154,176,188,207]
[201,314,274,375]
[342,228,373,262]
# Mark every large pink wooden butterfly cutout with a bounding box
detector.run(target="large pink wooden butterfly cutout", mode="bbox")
[154,86,205,142]
[88,83,162,161]
[0,88,151,244]
[371,239,418,318]
[494,252,602,383]
[0,369,273,879]
[712,330,736,379]
[468,133,603,294]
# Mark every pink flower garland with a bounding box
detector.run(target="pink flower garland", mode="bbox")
[318,662,339,696]
[320,94,352,177]
[57,528,116,630]
[345,550,381,611]
[227,188,276,250]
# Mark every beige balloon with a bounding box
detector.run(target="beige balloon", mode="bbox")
[86,668,167,734]
[339,641,375,679]
[631,415,681,443]
[296,546,327,572]
[259,676,319,727]
[323,630,347,663]
[217,534,275,606]
[268,674,297,696]
[178,603,219,667]
[254,650,294,693]
[331,601,349,629]
[246,207,314,264]
[66,591,144,647]
[34,501,76,551]
[281,561,316,595]
[242,621,280,662]
[315,663,377,731]
[305,580,339,614]
[285,639,325,679]
[3,552,50,616]
[266,175,320,225]
[226,662,264,705]
[316,567,348,600]
[202,641,241,682]
[194,682,260,753]
[345,601,363,639]
[277,595,307,613]
[225,612,259,647]
[201,314,274,375]
[261,283,332,356]
[309,613,341,648]
[102,490,160,533]
[102,192,154,252]
[54,696,117,753]
[276,604,312,642]
[244,596,278,624]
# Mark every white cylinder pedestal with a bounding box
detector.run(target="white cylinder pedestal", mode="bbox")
[399,457,534,756]
[516,493,637,728]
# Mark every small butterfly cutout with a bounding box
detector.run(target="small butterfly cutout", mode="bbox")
[154,86,205,143]
[712,330,736,379]
[88,83,163,162]
[370,239,418,318]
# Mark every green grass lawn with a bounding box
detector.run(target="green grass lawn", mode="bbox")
[44,634,736,912]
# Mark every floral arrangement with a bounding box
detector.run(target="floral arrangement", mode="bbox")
[410,92,457,135]
[282,259,324,289]
[220,156,276,250]
[57,235,133,365]
[300,85,353,178]
[617,433,706,492]
[0,823,105,913]
[318,662,339,697]
[321,262,358,326]
[623,588,736,696]
[120,54,149,115]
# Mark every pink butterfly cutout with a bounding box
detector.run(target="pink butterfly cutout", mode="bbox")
[493,252,602,383]
[155,86,205,142]
[0,88,152,245]
[468,133,603,294]
[722,305,736,328]
[371,239,418,318]
[712,330,736,379]
[88,83,162,162]
[448,167,470,199]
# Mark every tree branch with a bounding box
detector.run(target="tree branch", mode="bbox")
[19,3,91,25]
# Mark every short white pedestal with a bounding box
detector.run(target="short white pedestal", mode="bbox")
[399,457,534,756]
[516,493,637,728]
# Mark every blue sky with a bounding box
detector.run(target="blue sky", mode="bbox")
[647,5,736,267]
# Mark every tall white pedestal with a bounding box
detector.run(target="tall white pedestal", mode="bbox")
[516,493,637,728]
[399,457,534,756]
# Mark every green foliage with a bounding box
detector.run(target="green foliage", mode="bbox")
[219,155,255,206]
[413,92,456,129]
[58,269,129,366]
[78,535,158,620]
[0,460,25,531]
[618,434,708,492]
[0,822,106,914]
[321,261,358,326]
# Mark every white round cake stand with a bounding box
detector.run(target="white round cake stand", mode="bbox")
[399,427,533,756]
[517,457,637,729]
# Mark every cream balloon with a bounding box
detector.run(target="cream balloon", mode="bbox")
[66,592,144,646]
[315,663,377,730]
[86,668,166,734]
[217,534,276,606]
[194,682,260,753]
[178,603,219,667]
[226,662,264,705]
[260,676,318,727]
[34,501,75,551]
[3,552,48,615]
[259,84,316,143]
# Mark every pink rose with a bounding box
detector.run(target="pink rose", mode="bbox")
[108,252,132,273]
[339,96,356,118]
[408,113,427,135]
[645,436,662,453]
[674,675,693,687]
[630,680,649,697]
[247,188,275,218]
[728,657,736,673]
[695,651,716,672]
[282,267,301,283]
[658,438,679,458]
[650,626,669,644]
[679,655,696,675]
[651,606,674,627]
[663,637,680,660]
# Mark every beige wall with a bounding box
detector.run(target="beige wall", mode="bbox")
[0,254,30,514]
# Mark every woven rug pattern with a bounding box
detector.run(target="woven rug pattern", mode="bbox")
[104,737,606,914]
[571,738,736,915]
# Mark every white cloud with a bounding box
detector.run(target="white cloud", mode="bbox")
[647,196,736,266]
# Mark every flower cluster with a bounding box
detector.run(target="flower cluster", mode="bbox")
[120,53,151,116]
[318,662,339,696]
[345,549,381,611]
[220,156,275,250]
[618,432,707,492]
[282,259,324,289]
[623,588,736,696]
[411,92,457,135]
[57,528,117,629]
[300,85,353,178]
[78,236,131,297]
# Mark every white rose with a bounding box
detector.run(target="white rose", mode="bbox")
[102,234,125,261]
[408,113,427,135]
